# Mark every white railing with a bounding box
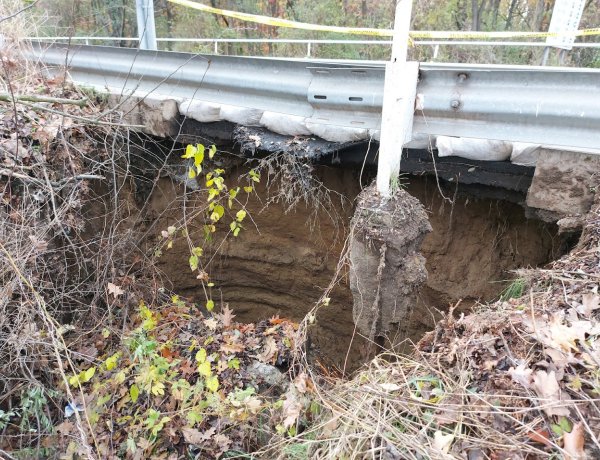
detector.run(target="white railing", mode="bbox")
[25,36,600,59]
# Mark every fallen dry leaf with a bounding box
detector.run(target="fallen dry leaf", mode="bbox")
[531,370,570,416]
[214,433,232,456]
[257,336,278,364]
[579,292,600,317]
[107,282,124,298]
[245,396,262,413]
[432,430,454,454]
[181,426,216,445]
[378,382,402,392]
[220,340,244,354]
[28,235,48,252]
[282,394,302,429]
[203,317,218,331]
[563,422,585,460]
[294,372,309,394]
[56,420,75,435]
[508,363,533,388]
[219,304,236,327]
[525,314,592,352]
[527,428,552,447]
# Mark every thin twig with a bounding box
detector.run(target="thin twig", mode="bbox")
[0,0,40,24]
[0,92,88,106]
[18,100,146,128]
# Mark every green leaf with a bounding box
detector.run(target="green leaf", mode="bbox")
[210,205,225,223]
[195,348,207,363]
[182,144,197,159]
[230,221,237,232]
[551,424,564,437]
[105,353,119,371]
[208,144,217,159]
[213,176,225,191]
[207,188,219,202]
[102,328,110,338]
[192,246,203,257]
[244,186,253,193]
[236,210,247,222]
[114,370,127,384]
[249,169,260,182]
[228,358,240,370]
[83,367,96,382]
[187,410,203,427]
[559,416,572,433]
[206,375,219,392]
[198,360,211,377]
[193,144,205,167]
[233,227,241,237]
[188,168,197,179]
[151,381,165,396]
[130,384,140,403]
[68,374,81,387]
[206,299,215,312]
[189,255,199,271]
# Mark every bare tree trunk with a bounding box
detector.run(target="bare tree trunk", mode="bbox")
[471,0,488,31]
[471,0,479,30]
[505,0,519,30]
[491,0,501,28]
[532,0,547,30]
[455,0,468,29]
[342,0,349,14]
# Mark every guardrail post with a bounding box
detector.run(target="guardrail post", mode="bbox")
[376,0,418,197]
[136,0,157,50]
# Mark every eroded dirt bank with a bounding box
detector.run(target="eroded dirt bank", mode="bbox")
[144,164,564,370]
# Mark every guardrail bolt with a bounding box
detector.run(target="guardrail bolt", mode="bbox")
[457,73,468,82]
[451,99,461,109]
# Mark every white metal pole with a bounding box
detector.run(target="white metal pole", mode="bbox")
[136,0,158,50]
[376,0,418,197]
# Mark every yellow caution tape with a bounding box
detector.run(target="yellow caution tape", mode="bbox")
[411,28,600,39]
[168,0,600,40]
[168,0,393,37]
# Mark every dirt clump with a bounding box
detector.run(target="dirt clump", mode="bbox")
[349,183,431,340]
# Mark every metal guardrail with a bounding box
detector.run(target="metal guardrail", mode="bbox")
[28,42,600,151]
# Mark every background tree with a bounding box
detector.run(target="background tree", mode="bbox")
[35,0,599,66]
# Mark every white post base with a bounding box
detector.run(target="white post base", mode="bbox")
[376,61,418,197]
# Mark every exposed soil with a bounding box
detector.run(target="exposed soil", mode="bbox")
[142,162,565,371]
